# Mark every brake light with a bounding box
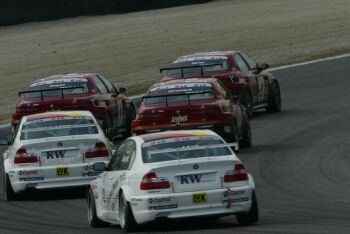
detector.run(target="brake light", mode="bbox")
[85,142,109,158]
[14,148,39,164]
[224,163,248,182]
[140,172,170,190]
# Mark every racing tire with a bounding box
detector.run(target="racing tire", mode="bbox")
[236,190,259,226]
[4,173,17,201]
[240,117,252,148]
[122,105,136,139]
[241,89,253,117]
[87,189,109,228]
[266,81,281,113]
[119,192,137,232]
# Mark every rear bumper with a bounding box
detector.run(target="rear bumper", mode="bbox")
[8,161,108,193]
[132,117,234,142]
[130,185,253,224]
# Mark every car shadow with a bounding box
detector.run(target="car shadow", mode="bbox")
[9,187,88,201]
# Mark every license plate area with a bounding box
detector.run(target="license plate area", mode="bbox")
[56,167,69,177]
[41,149,79,165]
[192,192,207,204]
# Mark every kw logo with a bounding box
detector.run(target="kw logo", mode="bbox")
[180,174,201,184]
[47,150,65,159]
[56,167,69,176]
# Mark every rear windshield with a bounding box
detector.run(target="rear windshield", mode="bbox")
[168,57,229,75]
[144,83,215,104]
[20,116,98,140]
[25,78,89,99]
[142,135,231,163]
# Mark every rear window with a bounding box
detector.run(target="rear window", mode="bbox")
[168,56,229,75]
[144,83,215,104]
[20,116,98,140]
[142,135,231,163]
[25,78,89,99]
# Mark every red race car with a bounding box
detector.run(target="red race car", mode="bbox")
[161,51,281,116]
[132,78,252,150]
[12,73,136,139]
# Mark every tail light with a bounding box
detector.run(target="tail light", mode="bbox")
[140,172,170,190]
[14,148,39,164]
[85,142,109,158]
[224,163,248,182]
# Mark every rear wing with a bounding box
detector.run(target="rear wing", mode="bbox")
[142,91,213,107]
[19,86,84,101]
[160,63,223,78]
[147,143,238,155]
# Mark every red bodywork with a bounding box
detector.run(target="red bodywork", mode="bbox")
[132,78,250,144]
[12,73,135,138]
[161,51,280,113]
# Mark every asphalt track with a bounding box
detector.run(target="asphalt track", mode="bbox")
[0,56,350,233]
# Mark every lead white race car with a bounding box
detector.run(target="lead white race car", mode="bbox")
[0,111,113,200]
[87,130,258,231]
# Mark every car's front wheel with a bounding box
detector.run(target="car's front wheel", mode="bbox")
[119,192,137,232]
[4,173,16,201]
[236,190,259,225]
[266,81,281,113]
[87,189,109,227]
[240,117,252,148]
[122,105,136,138]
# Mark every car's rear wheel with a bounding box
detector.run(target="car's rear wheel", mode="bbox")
[4,173,16,201]
[119,192,137,232]
[266,81,281,113]
[122,105,136,138]
[241,89,253,117]
[87,189,109,227]
[236,190,259,225]
[240,117,252,148]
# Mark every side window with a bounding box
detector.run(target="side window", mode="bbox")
[93,76,108,94]
[97,75,116,93]
[107,140,136,171]
[240,53,257,70]
[234,54,249,72]
[216,80,232,100]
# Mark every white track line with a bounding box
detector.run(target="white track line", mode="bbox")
[1,53,349,130]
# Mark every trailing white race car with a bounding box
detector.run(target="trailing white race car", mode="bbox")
[0,111,113,200]
[87,130,258,232]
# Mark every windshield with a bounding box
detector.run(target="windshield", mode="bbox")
[20,116,98,140]
[144,83,215,104]
[25,78,89,99]
[142,135,231,163]
[168,56,229,75]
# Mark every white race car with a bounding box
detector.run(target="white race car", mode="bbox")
[87,130,258,232]
[0,111,112,200]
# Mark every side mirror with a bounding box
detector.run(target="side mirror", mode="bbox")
[118,87,127,94]
[93,162,106,172]
[0,138,10,145]
[260,63,269,70]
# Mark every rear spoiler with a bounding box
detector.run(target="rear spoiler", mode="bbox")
[142,91,213,107]
[160,63,223,78]
[147,143,239,155]
[19,86,84,101]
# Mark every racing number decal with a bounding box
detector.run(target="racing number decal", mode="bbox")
[256,76,267,103]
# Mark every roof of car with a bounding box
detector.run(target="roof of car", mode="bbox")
[175,51,238,61]
[23,110,95,121]
[31,73,97,84]
[137,130,218,142]
[150,78,218,89]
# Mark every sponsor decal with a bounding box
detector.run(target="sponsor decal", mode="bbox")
[19,177,44,181]
[148,197,172,204]
[149,204,178,210]
[131,198,143,202]
[174,56,227,63]
[170,115,188,124]
[18,170,38,176]
[224,189,245,197]
[224,187,248,208]
[47,150,65,159]
[56,167,69,176]
[192,192,207,204]
[30,78,87,87]
[179,174,201,184]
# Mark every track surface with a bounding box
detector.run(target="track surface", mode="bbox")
[0,56,350,233]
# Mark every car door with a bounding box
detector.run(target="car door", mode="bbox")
[233,54,259,104]
[101,140,136,221]
[239,53,269,103]
[97,75,126,128]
